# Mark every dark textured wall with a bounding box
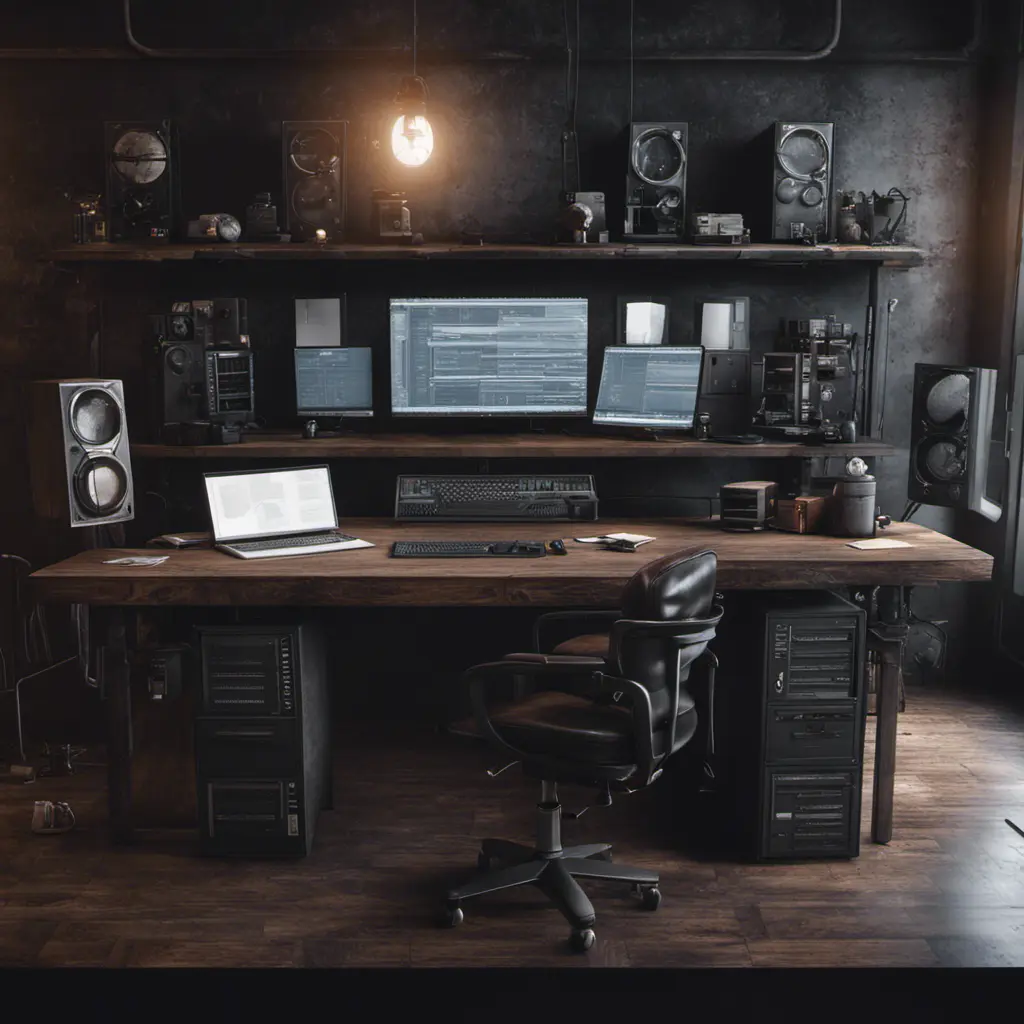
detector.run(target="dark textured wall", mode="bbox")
[0,1,992,697]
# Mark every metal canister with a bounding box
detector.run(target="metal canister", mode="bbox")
[830,474,877,537]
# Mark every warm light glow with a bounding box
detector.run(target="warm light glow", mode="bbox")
[391,114,434,167]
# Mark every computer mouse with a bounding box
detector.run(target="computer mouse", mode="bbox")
[549,539,567,555]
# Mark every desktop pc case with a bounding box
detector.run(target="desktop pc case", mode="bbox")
[194,623,331,857]
[701,591,867,860]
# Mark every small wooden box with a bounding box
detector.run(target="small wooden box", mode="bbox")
[774,496,827,533]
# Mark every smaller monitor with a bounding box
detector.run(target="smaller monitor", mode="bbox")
[294,347,373,418]
[593,346,703,429]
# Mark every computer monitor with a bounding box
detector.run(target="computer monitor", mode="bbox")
[389,297,588,415]
[294,347,373,418]
[593,346,703,429]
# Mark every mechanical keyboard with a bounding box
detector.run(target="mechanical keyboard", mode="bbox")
[390,540,547,558]
[394,475,598,522]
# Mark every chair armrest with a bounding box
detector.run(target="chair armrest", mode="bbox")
[464,660,656,779]
[532,610,621,653]
[606,606,723,675]
[504,653,608,667]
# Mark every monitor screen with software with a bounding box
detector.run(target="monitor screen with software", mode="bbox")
[205,466,338,543]
[294,347,373,417]
[389,297,588,415]
[593,346,703,429]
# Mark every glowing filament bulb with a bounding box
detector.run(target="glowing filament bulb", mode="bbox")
[391,113,434,167]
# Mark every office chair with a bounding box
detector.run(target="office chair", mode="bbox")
[441,547,722,951]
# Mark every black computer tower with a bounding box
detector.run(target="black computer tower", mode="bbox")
[194,624,331,857]
[711,591,867,860]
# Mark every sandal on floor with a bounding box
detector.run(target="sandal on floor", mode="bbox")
[31,800,75,834]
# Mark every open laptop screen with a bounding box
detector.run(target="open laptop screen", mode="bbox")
[204,466,338,543]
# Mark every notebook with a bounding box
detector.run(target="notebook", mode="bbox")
[203,465,373,560]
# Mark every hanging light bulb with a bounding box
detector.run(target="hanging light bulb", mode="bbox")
[392,76,433,167]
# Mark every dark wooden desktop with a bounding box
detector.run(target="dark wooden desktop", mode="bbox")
[30,517,993,850]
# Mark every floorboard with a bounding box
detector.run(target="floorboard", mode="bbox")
[2,685,1023,968]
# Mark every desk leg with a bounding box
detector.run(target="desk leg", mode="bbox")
[98,606,134,844]
[869,624,909,845]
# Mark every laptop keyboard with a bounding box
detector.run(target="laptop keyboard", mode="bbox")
[229,532,354,553]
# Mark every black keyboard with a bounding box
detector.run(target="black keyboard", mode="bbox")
[394,474,598,522]
[390,540,547,558]
[228,532,354,553]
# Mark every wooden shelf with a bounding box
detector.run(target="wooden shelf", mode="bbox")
[51,242,925,268]
[131,432,898,460]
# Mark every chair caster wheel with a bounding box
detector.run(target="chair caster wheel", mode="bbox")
[440,903,464,927]
[569,928,595,952]
[638,886,661,911]
[477,852,491,870]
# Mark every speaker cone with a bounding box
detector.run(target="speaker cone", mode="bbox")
[924,372,970,429]
[69,388,122,446]
[777,128,828,182]
[74,455,129,515]
[631,128,685,186]
[917,437,965,482]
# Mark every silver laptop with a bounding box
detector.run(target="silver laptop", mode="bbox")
[204,465,361,559]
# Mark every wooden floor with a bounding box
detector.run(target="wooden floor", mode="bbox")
[2,685,1023,968]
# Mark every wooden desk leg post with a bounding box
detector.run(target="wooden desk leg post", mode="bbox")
[869,622,909,845]
[98,606,134,844]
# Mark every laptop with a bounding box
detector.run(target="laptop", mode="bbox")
[204,465,373,559]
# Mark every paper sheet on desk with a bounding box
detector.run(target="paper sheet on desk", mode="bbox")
[574,533,655,546]
[846,539,912,550]
[103,555,169,566]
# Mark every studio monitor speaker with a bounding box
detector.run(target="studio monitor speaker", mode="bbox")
[908,363,1001,522]
[282,121,347,241]
[625,122,688,241]
[770,121,833,243]
[27,380,135,528]
[104,120,178,242]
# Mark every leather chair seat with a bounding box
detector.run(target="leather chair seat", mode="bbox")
[552,634,611,659]
[489,688,696,765]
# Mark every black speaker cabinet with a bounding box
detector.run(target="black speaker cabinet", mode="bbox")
[908,363,1001,521]
[282,121,347,241]
[624,122,688,241]
[26,379,135,528]
[195,624,331,857]
[104,120,177,242]
[769,121,834,243]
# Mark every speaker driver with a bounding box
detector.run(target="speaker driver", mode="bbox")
[74,455,129,515]
[111,130,168,185]
[166,346,192,375]
[631,128,686,186]
[777,127,828,181]
[69,388,122,446]
[918,437,964,482]
[924,372,970,428]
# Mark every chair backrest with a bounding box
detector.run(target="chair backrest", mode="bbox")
[616,547,719,712]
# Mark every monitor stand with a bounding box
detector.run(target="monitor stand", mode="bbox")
[301,417,360,439]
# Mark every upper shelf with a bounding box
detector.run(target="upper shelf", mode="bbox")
[50,242,926,268]
[131,432,897,460]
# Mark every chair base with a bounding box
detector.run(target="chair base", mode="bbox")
[443,781,661,944]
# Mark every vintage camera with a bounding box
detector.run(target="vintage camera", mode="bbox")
[557,191,608,243]
[70,192,107,244]
[245,192,281,241]
[372,190,412,239]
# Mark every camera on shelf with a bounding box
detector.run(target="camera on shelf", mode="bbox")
[690,213,749,245]
[245,192,281,241]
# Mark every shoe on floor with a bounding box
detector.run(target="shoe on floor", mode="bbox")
[31,800,75,834]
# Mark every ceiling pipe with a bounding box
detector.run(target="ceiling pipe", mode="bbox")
[0,0,984,65]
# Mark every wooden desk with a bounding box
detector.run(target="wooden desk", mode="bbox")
[30,519,993,847]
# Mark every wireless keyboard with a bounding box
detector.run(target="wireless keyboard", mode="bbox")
[394,475,598,522]
[390,540,547,558]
